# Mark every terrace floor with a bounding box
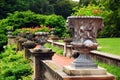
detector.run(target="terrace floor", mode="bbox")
[52,54,74,67]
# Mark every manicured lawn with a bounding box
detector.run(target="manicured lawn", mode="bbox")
[97,38,120,56]
[97,61,120,80]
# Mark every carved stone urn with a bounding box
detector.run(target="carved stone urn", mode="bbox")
[35,32,49,48]
[66,16,104,69]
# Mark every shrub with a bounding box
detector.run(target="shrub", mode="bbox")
[72,4,112,20]
[0,11,66,51]
[0,45,32,79]
[45,14,66,37]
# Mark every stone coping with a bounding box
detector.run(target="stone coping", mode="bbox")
[48,40,72,48]
[42,60,115,80]
[90,50,120,61]
[68,16,102,19]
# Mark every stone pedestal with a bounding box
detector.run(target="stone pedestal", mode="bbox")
[63,38,72,57]
[63,66,106,76]
[18,38,27,51]
[23,40,36,58]
[16,36,21,51]
[29,48,55,80]
[63,16,115,80]
[49,35,59,46]
[8,36,16,45]
[63,66,115,80]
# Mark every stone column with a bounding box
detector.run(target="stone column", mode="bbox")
[8,36,16,45]
[18,38,27,51]
[23,40,36,58]
[7,29,16,45]
[16,36,21,51]
[49,28,59,46]
[63,38,72,57]
[29,48,54,80]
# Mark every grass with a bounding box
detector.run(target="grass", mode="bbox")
[97,38,120,56]
[45,43,63,55]
[97,61,120,80]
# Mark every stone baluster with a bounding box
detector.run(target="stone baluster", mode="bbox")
[63,38,72,57]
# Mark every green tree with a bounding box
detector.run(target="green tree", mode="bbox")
[54,0,77,18]
[96,0,120,37]
[29,0,54,15]
[0,0,29,19]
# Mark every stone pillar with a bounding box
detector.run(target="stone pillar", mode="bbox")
[23,40,36,58]
[49,28,59,46]
[29,48,54,80]
[7,29,16,45]
[8,36,16,45]
[18,38,27,51]
[63,38,72,57]
[16,36,21,51]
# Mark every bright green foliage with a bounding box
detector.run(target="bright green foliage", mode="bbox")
[45,15,66,37]
[97,61,120,80]
[0,11,66,51]
[0,45,32,80]
[97,38,120,56]
[45,43,63,55]
[13,26,50,36]
[72,4,112,20]
[89,0,120,37]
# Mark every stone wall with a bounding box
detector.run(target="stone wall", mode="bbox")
[47,40,120,67]
[90,50,120,67]
[39,60,115,80]
[15,36,115,80]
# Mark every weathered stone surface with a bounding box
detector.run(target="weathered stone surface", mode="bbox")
[23,40,36,58]
[41,60,115,80]
[90,50,120,67]
[63,66,107,76]
[29,48,55,80]
[66,16,104,69]
[8,36,16,45]
[18,38,27,51]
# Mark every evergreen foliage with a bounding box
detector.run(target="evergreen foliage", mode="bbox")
[0,45,32,80]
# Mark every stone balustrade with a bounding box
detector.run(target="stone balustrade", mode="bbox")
[47,39,120,67]
[8,35,115,80]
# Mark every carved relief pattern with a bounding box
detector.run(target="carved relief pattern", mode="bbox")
[66,16,103,50]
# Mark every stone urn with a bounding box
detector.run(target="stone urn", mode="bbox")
[64,38,72,45]
[35,32,49,48]
[49,28,59,40]
[66,16,104,68]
